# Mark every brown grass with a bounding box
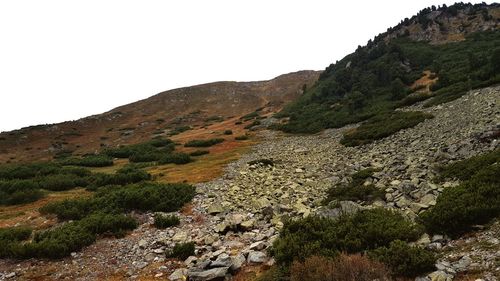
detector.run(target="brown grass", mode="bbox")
[411,70,438,94]
[290,255,391,281]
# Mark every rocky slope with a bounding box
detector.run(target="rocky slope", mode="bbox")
[1,85,498,281]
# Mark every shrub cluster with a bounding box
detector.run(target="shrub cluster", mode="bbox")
[158,153,192,165]
[369,240,436,277]
[184,138,224,147]
[271,208,423,265]
[41,182,196,220]
[167,242,195,260]
[421,150,500,236]
[340,111,433,146]
[189,150,209,156]
[235,135,249,140]
[104,139,175,161]
[223,130,233,135]
[323,168,384,204]
[58,155,114,167]
[0,213,136,259]
[154,214,180,229]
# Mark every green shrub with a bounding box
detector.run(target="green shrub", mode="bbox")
[79,212,137,237]
[223,130,233,135]
[184,138,224,147]
[435,149,500,182]
[369,240,436,277]
[241,112,259,121]
[59,155,114,167]
[235,135,249,140]
[324,168,384,204]
[340,111,433,146]
[158,153,192,165]
[168,126,191,136]
[248,159,274,166]
[168,242,195,260]
[0,188,45,205]
[0,227,32,241]
[421,163,500,236]
[104,139,175,159]
[271,208,423,265]
[189,150,209,156]
[42,182,196,220]
[87,167,150,189]
[244,120,261,129]
[154,214,180,228]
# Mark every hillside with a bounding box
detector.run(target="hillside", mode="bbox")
[0,3,500,281]
[277,2,500,134]
[0,70,319,163]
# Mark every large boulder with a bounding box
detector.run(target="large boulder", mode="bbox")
[188,267,229,281]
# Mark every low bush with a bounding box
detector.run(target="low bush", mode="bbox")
[184,138,224,147]
[369,240,436,277]
[271,208,423,264]
[43,182,196,220]
[241,112,259,121]
[340,111,433,146]
[168,242,195,260]
[154,214,180,228]
[223,130,233,135]
[235,135,249,140]
[396,93,432,107]
[104,139,175,159]
[324,168,384,204]
[434,149,500,182]
[87,167,151,189]
[158,153,191,165]
[189,150,209,156]
[168,126,191,136]
[0,188,44,205]
[0,213,137,259]
[290,255,390,281]
[248,159,274,166]
[244,120,261,129]
[0,227,32,241]
[59,155,114,167]
[421,163,500,236]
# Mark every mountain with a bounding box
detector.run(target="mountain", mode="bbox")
[0,70,319,163]
[277,2,499,133]
[0,3,499,281]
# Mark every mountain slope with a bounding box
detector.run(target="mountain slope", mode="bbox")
[277,3,500,134]
[0,70,319,163]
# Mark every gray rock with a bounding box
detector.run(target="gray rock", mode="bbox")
[211,253,232,268]
[208,204,224,214]
[247,251,267,263]
[188,267,229,281]
[169,268,188,281]
[230,254,246,272]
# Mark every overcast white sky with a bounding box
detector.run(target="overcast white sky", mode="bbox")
[0,0,488,132]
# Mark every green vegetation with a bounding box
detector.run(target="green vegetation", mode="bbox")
[340,111,433,146]
[323,168,384,204]
[204,116,224,123]
[0,212,137,259]
[244,120,261,130]
[271,208,423,265]
[223,130,233,135]
[421,149,500,236]
[41,182,196,220]
[268,208,434,279]
[276,29,500,136]
[189,150,209,156]
[184,138,224,147]
[0,182,195,259]
[369,240,436,277]
[235,135,249,140]
[168,126,191,136]
[241,111,259,121]
[168,242,195,260]
[154,214,180,229]
[58,155,114,167]
[158,153,192,165]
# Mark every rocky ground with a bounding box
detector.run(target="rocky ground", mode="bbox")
[0,86,499,281]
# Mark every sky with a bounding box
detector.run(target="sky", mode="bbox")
[0,0,488,132]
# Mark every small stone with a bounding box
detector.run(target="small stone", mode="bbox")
[249,241,266,251]
[173,231,189,242]
[169,268,188,281]
[211,253,232,268]
[230,254,246,272]
[188,267,229,281]
[247,251,267,263]
[138,239,148,248]
[207,204,224,214]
